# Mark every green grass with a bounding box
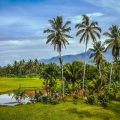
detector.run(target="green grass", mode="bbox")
[0,101,120,120]
[0,77,43,93]
[0,77,120,120]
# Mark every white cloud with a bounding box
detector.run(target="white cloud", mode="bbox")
[0,39,46,47]
[86,12,104,17]
[69,12,104,23]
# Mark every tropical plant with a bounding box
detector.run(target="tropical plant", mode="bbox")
[64,61,83,93]
[98,92,109,108]
[89,41,105,79]
[40,63,59,97]
[44,16,72,98]
[75,15,101,95]
[104,25,120,86]
[12,85,26,103]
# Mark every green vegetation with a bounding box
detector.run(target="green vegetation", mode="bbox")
[0,77,43,93]
[0,15,120,120]
[0,101,120,120]
[75,15,101,94]
[44,16,72,97]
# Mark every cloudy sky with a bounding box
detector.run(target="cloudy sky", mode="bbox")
[0,0,120,66]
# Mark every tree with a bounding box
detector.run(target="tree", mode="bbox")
[64,61,83,93]
[104,25,120,86]
[40,63,59,97]
[18,60,25,76]
[89,41,105,78]
[75,15,101,95]
[44,16,72,98]
[34,59,40,74]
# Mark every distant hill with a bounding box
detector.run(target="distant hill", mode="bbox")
[40,50,112,65]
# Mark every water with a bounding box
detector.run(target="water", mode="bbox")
[0,94,31,106]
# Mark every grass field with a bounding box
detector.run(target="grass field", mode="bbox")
[0,77,43,93]
[0,101,120,120]
[0,77,120,120]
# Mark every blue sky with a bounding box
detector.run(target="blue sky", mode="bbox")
[0,0,120,66]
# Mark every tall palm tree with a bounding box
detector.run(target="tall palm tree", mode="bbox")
[75,15,101,95]
[89,41,105,78]
[44,16,72,98]
[104,25,120,86]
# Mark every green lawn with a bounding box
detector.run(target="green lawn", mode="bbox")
[0,101,120,120]
[0,77,43,93]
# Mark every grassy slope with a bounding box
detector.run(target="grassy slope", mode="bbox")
[0,101,120,120]
[0,77,43,93]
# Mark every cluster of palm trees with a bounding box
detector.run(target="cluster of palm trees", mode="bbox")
[0,59,43,77]
[44,15,120,97]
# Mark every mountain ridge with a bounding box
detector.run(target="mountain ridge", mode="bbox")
[40,50,112,65]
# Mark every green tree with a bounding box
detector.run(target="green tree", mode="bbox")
[44,16,72,98]
[75,15,101,95]
[89,41,105,78]
[41,63,59,97]
[64,61,83,93]
[104,25,120,86]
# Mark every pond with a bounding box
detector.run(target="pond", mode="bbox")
[0,93,31,106]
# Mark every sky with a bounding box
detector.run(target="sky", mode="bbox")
[0,0,120,66]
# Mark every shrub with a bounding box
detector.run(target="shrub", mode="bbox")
[73,94,79,104]
[12,89,26,103]
[85,95,96,105]
[98,93,109,108]
[115,92,120,101]
[42,96,50,103]
[50,99,59,105]
[34,91,42,102]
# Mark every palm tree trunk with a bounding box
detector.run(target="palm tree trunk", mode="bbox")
[109,63,113,89]
[99,64,102,78]
[98,64,102,87]
[82,45,87,96]
[59,51,64,98]
[45,80,48,96]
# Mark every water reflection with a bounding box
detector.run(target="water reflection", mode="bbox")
[0,93,31,106]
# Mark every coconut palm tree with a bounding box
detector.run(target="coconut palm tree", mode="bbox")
[64,61,83,93]
[44,16,72,98]
[41,63,59,96]
[89,41,105,78]
[104,25,120,86]
[75,15,101,95]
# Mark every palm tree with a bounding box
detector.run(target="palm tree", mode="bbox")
[64,61,82,93]
[41,63,59,96]
[75,15,101,95]
[89,41,105,78]
[104,25,120,86]
[44,16,72,98]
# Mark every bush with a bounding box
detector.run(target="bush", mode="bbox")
[85,95,96,105]
[42,96,49,103]
[34,91,43,102]
[115,92,120,101]
[98,93,109,108]
[73,94,79,104]
[50,99,59,105]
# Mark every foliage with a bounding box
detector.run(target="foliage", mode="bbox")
[98,92,110,108]
[34,90,43,102]
[12,85,26,103]
[73,94,79,104]
[85,95,96,105]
